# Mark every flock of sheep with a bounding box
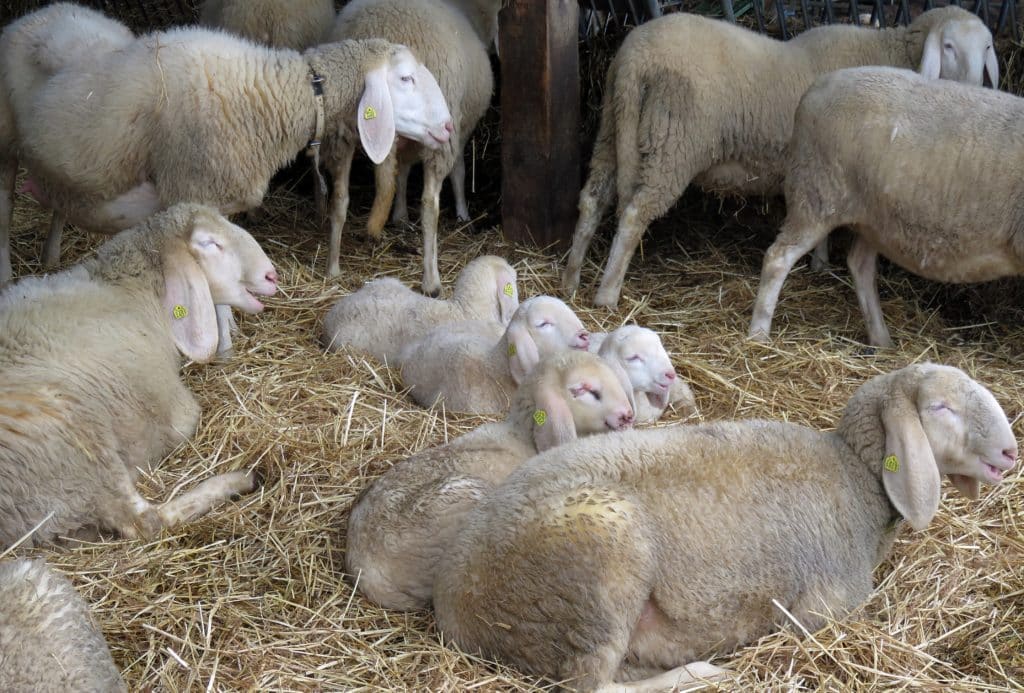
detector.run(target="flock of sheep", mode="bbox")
[0,0,1019,690]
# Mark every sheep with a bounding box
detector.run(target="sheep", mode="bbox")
[199,0,335,50]
[321,254,518,365]
[398,295,591,415]
[749,66,1024,348]
[347,349,636,611]
[433,363,1018,691]
[590,324,696,423]
[0,558,126,691]
[3,24,452,282]
[0,203,279,549]
[325,0,499,293]
[0,2,135,284]
[562,6,999,308]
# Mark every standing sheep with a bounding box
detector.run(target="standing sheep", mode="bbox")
[321,254,518,364]
[0,2,134,284]
[4,26,452,280]
[399,296,591,415]
[0,558,125,692]
[0,203,278,548]
[347,350,635,611]
[562,6,998,308]
[590,324,696,423]
[326,0,499,293]
[750,67,1024,348]
[199,0,335,50]
[434,363,1018,690]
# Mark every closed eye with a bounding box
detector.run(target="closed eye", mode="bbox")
[627,355,643,363]
[401,74,415,84]
[536,321,552,329]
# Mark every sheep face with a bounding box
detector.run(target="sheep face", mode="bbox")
[189,214,278,313]
[384,46,452,149]
[920,18,999,87]
[560,359,635,434]
[521,296,589,355]
[599,326,678,410]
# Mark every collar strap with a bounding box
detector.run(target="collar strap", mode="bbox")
[306,68,328,197]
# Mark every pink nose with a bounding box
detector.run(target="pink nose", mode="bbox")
[1003,448,1018,466]
[617,409,634,428]
[444,120,454,133]
[664,370,676,382]
[574,331,590,349]
[265,270,278,285]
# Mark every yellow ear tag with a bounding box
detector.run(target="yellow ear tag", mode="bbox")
[533,409,547,426]
[363,106,377,120]
[172,304,188,320]
[883,455,900,473]
[503,282,514,297]
[508,343,517,356]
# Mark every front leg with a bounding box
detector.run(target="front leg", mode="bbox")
[420,154,450,297]
[326,142,355,278]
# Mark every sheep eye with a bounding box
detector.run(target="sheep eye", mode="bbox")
[591,389,601,402]
[943,42,954,51]
[627,355,643,363]
[536,321,552,329]
[401,75,415,84]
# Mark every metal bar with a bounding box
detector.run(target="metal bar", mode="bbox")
[751,0,768,34]
[722,0,738,22]
[777,0,789,39]
[822,0,835,25]
[896,0,911,26]
[850,0,860,25]
[873,0,884,26]
[974,0,990,26]
[799,0,812,30]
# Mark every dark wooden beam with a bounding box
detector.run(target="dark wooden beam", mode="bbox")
[499,0,580,251]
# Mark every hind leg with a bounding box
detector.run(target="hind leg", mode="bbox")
[597,662,730,693]
[367,150,398,240]
[419,152,452,297]
[847,236,891,348]
[449,146,470,222]
[326,142,355,278]
[563,136,617,296]
[41,210,66,271]
[391,155,415,225]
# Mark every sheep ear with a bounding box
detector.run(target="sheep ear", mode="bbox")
[163,243,219,362]
[919,30,942,80]
[985,44,999,88]
[880,390,942,531]
[531,382,577,452]
[497,272,519,325]
[605,359,636,416]
[358,64,396,165]
[506,322,540,384]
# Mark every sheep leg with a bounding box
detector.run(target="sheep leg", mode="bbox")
[326,143,355,278]
[0,157,16,284]
[809,236,830,272]
[449,148,470,222]
[41,210,66,270]
[391,148,416,225]
[420,156,448,297]
[563,163,616,295]
[749,219,831,341]
[214,304,236,358]
[367,152,398,240]
[156,470,256,528]
[847,236,892,348]
[596,662,731,693]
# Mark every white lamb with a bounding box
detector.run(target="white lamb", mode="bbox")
[590,324,696,423]
[562,6,998,308]
[347,350,635,611]
[750,66,1024,347]
[0,2,134,284]
[325,0,499,292]
[435,363,1017,690]
[321,254,518,365]
[0,203,277,548]
[2,21,452,281]
[199,0,335,50]
[0,558,125,691]
[399,295,591,415]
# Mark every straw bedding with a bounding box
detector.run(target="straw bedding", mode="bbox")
[1,15,1022,693]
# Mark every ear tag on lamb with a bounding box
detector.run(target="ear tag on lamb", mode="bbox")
[172,304,188,320]
[503,282,514,297]
[363,106,377,120]
[883,454,900,473]
[533,409,548,426]
[508,343,517,356]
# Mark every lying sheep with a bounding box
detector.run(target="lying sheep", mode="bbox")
[434,363,1018,690]
[750,67,1024,348]
[326,0,499,293]
[562,6,998,308]
[0,2,134,284]
[399,296,591,415]
[347,350,635,611]
[0,203,278,548]
[321,254,518,365]
[199,0,335,50]
[590,324,696,423]
[0,558,125,691]
[5,24,452,280]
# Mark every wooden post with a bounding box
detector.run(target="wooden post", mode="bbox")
[499,0,580,251]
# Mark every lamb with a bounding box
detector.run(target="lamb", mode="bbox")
[562,6,998,308]
[0,203,278,548]
[398,295,591,415]
[321,254,518,365]
[347,350,635,611]
[434,363,1018,691]
[590,324,696,423]
[325,0,499,293]
[199,0,335,50]
[0,2,135,284]
[3,24,452,281]
[750,66,1024,348]
[0,558,125,691]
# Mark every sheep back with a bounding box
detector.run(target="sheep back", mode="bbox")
[200,0,335,50]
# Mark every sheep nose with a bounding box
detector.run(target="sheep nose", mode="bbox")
[574,331,590,349]
[265,270,279,285]
[444,120,454,133]
[1003,447,1018,466]
[664,370,676,382]
[618,410,634,428]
